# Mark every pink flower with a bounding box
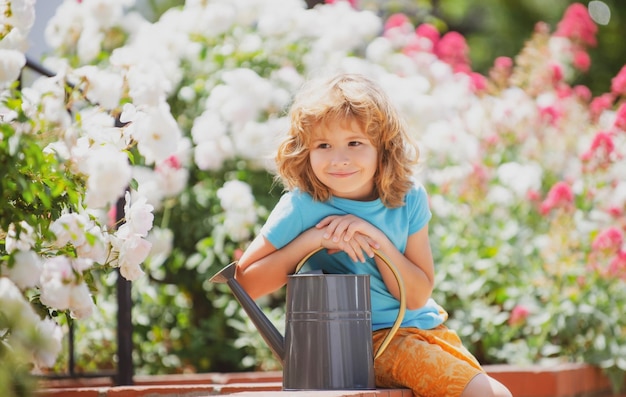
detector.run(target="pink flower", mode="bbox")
[384,13,412,35]
[572,85,591,102]
[592,226,623,252]
[538,105,562,126]
[554,3,598,47]
[572,49,591,72]
[556,85,573,99]
[607,251,626,280]
[494,56,513,70]
[469,72,487,93]
[589,93,614,120]
[609,206,623,217]
[509,305,530,326]
[108,205,118,227]
[527,189,541,202]
[489,56,514,86]
[580,131,615,165]
[613,103,626,131]
[157,154,182,172]
[540,181,574,215]
[611,65,626,96]
[434,31,470,73]
[403,35,428,55]
[325,0,358,7]
[550,61,564,84]
[415,23,440,47]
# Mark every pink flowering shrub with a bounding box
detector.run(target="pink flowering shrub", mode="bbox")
[404,4,626,390]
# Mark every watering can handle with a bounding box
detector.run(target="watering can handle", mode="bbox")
[294,247,406,360]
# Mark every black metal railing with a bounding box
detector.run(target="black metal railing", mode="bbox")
[19,56,134,386]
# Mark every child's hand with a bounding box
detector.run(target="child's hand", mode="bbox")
[316,215,381,263]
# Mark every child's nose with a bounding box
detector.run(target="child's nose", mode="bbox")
[331,149,350,165]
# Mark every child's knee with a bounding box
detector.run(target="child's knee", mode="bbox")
[461,373,512,397]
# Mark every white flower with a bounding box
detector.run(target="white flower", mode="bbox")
[38,256,95,317]
[497,162,543,198]
[110,234,151,281]
[44,0,87,50]
[4,0,36,32]
[68,282,94,319]
[73,66,124,110]
[0,278,39,324]
[84,145,132,209]
[133,166,165,209]
[178,85,196,102]
[366,37,394,65]
[217,180,255,211]
[216,180,258,242]
[39,257,75,310]
[105,192,153,280]
[0,279,64,368]
[223,210,257,242]
[422,120,480,165]
[155,159,189,198]
[126,104,182,165]
[76,22,104,63]
[207,84,258,127]
[0,49,26,87]
[235,120,279,164]
[486,185,516,206]
[189,2,237,37]
[121,191,154,238]
[50,212,89,247]
[191,110,227,145]
[83,0,134,29]
[194,138,234,171]
[122,63,171,107]
[5,222,36,253]
[75,225,110,264]
[5,250,42,289]
[33,318,64,368]
[81,107,130,150]
[145,227,174,268]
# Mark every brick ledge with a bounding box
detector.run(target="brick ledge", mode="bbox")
[36,363,625,397]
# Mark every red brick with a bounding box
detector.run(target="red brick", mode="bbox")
[35,388,106,397]
[105,384,218,397]
[485,363,613,397]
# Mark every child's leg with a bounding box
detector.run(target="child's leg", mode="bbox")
[461,373,512,397]
[373,326,499,397]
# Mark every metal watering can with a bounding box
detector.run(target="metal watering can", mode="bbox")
[210,247,406,390]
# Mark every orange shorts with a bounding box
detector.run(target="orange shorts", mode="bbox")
[372,325,484,397]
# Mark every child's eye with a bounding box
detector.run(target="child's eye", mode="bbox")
[348,141,362,147]
[317,143,330,149]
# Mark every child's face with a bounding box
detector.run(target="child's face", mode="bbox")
[309,117,378,201]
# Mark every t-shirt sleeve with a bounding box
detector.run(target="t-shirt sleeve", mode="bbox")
[260,192,305,249]
[408,183,432,235]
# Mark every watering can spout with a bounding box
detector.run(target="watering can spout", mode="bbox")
[209,263,285,363]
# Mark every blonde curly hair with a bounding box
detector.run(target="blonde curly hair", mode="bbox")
[276,73,419,208]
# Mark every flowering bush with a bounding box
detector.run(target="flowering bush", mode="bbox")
[1,0,173,391]
[2,0,626,394]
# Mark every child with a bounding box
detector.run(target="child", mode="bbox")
[235,73,512,397]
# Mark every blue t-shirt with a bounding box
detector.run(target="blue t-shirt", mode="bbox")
[261,184,445,331]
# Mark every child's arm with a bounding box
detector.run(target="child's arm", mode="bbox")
[235,226,345,300]
[317,215,434,310]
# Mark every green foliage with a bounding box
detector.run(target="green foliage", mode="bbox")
[0,90,83,239]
